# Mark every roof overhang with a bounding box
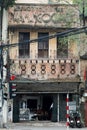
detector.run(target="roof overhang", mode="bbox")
[8,24,71,31]
[11,81,80,94]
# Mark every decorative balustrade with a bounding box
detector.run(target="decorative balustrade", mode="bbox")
[10,59,80,81]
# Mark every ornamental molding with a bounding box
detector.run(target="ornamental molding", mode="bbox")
[8,4,80,28]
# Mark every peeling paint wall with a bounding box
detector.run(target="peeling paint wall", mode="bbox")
[16,0,73,4]
[8,4,80,28]
[16,0,48,4]
[9,29,80,59]
[8,4,80,81]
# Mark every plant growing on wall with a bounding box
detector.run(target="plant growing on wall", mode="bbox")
[73,0,87,26]
[0,0,16,9]
[73,0,87,16]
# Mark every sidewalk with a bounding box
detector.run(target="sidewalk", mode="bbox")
[0,121,66,129]
[8,121,66,126]
[0,122,87,130]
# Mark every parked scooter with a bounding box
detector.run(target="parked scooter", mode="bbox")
[69,111,82,128]
[69,112,76,128]
[75,112,82,128]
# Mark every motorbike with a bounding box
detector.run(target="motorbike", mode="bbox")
[75,112,82,128]
[69,112,76,128]
[69,111,82,128]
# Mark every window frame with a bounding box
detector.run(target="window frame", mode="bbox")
[19,32,30,58]
[38,32,49,58]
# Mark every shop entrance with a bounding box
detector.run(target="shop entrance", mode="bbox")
[19,95,53,121]
[27,99,37,111]
[42,95,53,120]
[43,96,53,111]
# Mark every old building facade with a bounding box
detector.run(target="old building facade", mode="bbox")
[7,0,84,123]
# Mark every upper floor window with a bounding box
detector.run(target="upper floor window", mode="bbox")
[57,37,68,58]
[38,32,49,58]
[19,32,30,58]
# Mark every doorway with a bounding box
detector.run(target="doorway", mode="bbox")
[42,95,53,120]
[43,96,53,110]
[27,99,37,111]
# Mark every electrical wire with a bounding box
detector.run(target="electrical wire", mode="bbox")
[1,25,87,49]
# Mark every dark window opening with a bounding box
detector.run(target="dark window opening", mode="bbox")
[27,99,37,111]
[42,95,53,120]
[19,32,30,58]
[62,94,73,101]
[38,32,49,58]
[69,94,73,101]
[57,37,68,58]
[43,96,53,111]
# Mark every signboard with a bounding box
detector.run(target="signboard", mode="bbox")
[69,101,76,111]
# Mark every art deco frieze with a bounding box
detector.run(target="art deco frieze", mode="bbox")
[10,59,79,81]
[8,4,80,28]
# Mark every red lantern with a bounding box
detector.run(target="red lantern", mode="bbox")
[10,75,16,80]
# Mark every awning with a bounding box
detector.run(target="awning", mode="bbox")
[12,81,79,94]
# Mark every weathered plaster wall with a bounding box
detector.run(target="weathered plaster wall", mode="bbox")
[8,4,80,81]
[16,0,48,4]
[49,32,57,59]
[49,0,73,4]
[9,29,79,59]
[79,34,87,56]
[30,32,38,59]
[80,60,87,81]
[16,0,73,4]
[9,29,80,81]
[78,33,87,81]
[8,4,80,28]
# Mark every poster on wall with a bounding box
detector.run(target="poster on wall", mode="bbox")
[69,101,76,111]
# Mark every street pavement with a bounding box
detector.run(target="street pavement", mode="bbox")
[0,121,87,130]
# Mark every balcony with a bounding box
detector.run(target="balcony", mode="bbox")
[10,58,80,82]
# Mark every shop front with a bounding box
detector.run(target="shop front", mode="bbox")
[11,81,79,123]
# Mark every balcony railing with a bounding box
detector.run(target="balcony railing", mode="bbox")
[10,59,80,81]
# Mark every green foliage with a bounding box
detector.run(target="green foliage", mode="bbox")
[73,0,87,16]
[57,37,68,58]
[1,0,16,9]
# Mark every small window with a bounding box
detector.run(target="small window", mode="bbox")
[57,37,68,58]
[19,32,30,58]
[38,33,49,58]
